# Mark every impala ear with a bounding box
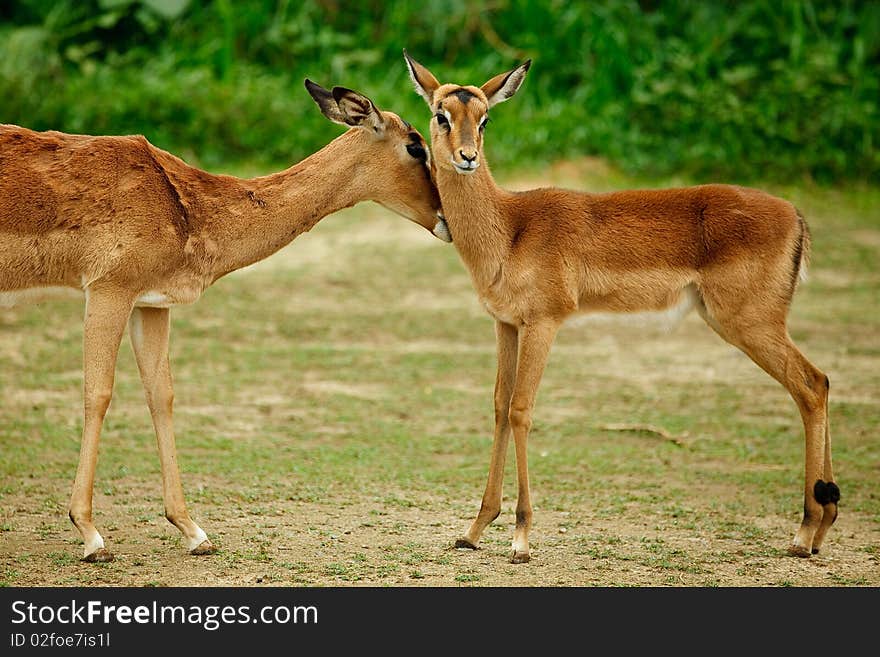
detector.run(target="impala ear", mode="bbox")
[331,86,386,135]
[480,59,531,108]
[403,49,441,107]
[306,79,386,134]
[305,79,347,124]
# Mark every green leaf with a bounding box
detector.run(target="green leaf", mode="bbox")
[97,0,136,8]
[141,0,190,20]
[96,11,125,29]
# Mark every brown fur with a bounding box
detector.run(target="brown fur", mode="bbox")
[404,50,837,563]
[0,82,444,561]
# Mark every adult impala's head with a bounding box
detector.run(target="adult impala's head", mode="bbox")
[305,79,451,242]
[402,50,531,176]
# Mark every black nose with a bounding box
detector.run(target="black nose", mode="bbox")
[459,150,476,163]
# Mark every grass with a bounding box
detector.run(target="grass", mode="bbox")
[0,159,878,587]
[2,2,877,183]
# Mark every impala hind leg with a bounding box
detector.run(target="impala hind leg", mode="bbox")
[697,300,836,557]
[129,307,215,555]
[69,287,135,562]
[456,321,518,551]
[809,416,837,554]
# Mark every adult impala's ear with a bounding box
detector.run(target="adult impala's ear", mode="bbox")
[331,86,386,135]
[305,79,347,124]
[403,49,441,107]
[305,79,386,134]
[480,59,531,108]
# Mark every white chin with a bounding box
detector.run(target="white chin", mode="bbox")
[452,163,478,175]
[432,217,453,243]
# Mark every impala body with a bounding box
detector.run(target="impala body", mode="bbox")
[0,81,449,561]
[404,50,838,564]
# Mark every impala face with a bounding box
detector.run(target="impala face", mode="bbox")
[372,110,450,241]
[403,50,531,177]
[431,87,490,174]
[306,79,450,242]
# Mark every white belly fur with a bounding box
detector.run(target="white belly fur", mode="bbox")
[0,287,189,309]
[480,297,518,325]
[566,284,700,332]
[0,286,82,308]
[135,291,174,307]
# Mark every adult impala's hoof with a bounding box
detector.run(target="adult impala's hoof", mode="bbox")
[787,545,812,558]
[454,537,479,550]
[190,540,217,556]
[82,548,114,563]
[510,551,530,564]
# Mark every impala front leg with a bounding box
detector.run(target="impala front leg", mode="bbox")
[129,307,215,555]
[509,320,558,563]
[69,287,135,562]
[456,320,518,550]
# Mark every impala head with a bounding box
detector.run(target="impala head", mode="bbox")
[305,79,451,242]
[403,50,531,176]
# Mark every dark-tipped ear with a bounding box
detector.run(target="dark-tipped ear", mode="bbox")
[403,49,441,107]
[305,79,348,125]
[331,86,386,134]
[480,59,531,108]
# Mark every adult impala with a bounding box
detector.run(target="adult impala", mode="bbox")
[403,50,838,563]
[0,80,451,562]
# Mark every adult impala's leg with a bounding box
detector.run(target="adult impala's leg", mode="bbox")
[699,294,836,557]
[456,320,518,550]
[129,307,215,555]
[69,286,135,562]
[740,330,832,556]
[508,320,559,564]
[809,393,836,554]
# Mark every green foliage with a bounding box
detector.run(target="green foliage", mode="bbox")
[0,0,877,182]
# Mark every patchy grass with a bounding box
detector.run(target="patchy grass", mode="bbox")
[1,160,878,587]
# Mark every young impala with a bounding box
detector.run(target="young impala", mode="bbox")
[403,50,838,563]
[0,80,450,562]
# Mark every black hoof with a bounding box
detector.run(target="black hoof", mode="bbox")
[190,540,217,556]
[510,551,530,564]
[454,538,479,550]
[82,548,114,563]
[787,545,811,558]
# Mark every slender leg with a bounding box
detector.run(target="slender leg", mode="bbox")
[456,320,518,549]
[69,287,135,562]
[700,308,835,556]
[508,320,559,563]
[744,333,831,556]
[129,307,215,555]
[810,390,837,554]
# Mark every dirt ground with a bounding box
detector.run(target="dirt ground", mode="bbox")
[3,484,880,587]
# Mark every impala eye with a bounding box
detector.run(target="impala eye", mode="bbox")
[406,143,427,161]
[479,116,490,132]
[435,113,449,129]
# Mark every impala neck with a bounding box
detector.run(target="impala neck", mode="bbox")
[204,129,368,276]
[436,162,512,285]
